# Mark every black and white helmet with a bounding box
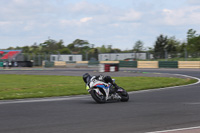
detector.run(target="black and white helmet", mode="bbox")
[83,73,91,83]
[98,74,104,80]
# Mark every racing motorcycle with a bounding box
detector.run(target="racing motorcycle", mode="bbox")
[86,77,129,103]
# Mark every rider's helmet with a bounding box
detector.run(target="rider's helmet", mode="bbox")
[83,73,91,83]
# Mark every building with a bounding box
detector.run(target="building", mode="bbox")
[50,54,82,62]
[98,53,153,61]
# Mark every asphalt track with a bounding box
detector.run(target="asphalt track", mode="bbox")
[0,68,200,133]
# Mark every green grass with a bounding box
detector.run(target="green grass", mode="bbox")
[0,74,197,100]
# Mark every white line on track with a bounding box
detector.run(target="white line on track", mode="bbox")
[0,73,199,105]
[146,126,200,133]
[129,73,200,95]
[0,72,200,133]
[137,73,200,133]
[0,95,90,105]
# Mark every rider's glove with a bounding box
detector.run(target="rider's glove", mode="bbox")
[99,74,104,80]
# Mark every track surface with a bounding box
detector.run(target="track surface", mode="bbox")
[0,68,200,133]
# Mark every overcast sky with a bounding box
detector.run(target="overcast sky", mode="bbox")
[0,0,200,50]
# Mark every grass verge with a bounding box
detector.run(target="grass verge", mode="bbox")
[0,74,197,100]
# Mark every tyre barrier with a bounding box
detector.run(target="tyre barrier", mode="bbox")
[99,64,119,72]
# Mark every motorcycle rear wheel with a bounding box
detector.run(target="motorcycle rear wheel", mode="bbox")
[90,90,106,103]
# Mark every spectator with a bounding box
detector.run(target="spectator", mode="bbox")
[3,61,7,69]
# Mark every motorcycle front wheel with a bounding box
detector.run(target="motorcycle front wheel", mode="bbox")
[118,88,129,102]
[90,90,106,103]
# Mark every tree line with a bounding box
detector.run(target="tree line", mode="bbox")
[4,29,200,60]
[153,29,200,59]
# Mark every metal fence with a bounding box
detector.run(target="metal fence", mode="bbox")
[0,53,51,66]
[149,51,200,61]
[18,53,51,66]
[0,51,199,67]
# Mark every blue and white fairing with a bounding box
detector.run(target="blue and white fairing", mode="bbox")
[87,77,111,100]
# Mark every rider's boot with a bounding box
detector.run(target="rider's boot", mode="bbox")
[113,83,126,95]
[113,83,121,92]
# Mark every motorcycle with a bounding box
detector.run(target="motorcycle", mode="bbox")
[86,77,129,103]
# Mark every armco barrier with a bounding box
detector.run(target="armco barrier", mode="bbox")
[159,61,178,68]
[88,61,99,66]
[178,61,200,68]
[100,61,119,64]
[119,61,137,67]
[76,61,88,67]
[76,61,88,64]
[54,61,66,67]
[44,61,54,67]
[66,61,76,67]
[137,61,158,68]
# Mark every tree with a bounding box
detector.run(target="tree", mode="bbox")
[56,40,65,49]
[98,45,107,53]
[187,29,200,55]
[30,43,40,54]
[113,48,121,53]
[133,40,144,52]
[59,48,71,54]
[107,45,112,53]
[166,37,180,58]
[7,47,15,50]
[66,39,91,60]
[178,42,187,58]
[154,34,168,59]
[88,48,99,61]
[40,39,65,54]
[67,39,90,53]
[22,46,30,53]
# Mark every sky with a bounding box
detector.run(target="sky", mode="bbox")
[0,0,200,50]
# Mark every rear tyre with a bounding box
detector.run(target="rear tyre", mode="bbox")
[90,90,106,103]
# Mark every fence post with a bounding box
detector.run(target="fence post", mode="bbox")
[164,50,168,61]
[33,53,35,66]
[184,48,187,61]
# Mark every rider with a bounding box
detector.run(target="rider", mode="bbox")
[82,73,120,92]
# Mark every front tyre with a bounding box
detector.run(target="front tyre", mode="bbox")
[118,88,129,102]
[90,90,106,103]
